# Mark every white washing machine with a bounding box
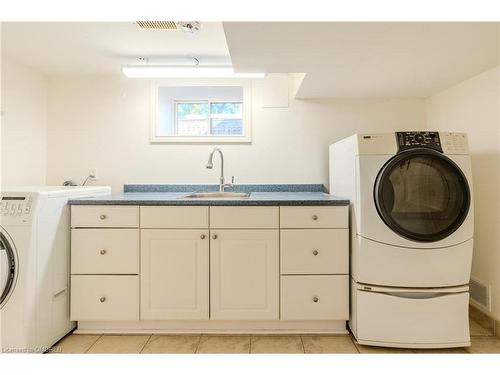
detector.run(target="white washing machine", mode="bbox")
[329,132,473,348]
[0,186,111,353]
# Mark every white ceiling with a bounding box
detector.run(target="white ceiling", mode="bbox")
[3,22,499,98]
[2,22,229,75]
[224,22,500,98]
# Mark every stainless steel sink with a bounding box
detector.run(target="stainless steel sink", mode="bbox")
[180,192,251,199]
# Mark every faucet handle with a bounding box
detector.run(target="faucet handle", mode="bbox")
[222,176,235,192]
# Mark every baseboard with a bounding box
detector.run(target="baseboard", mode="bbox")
[74,320,348,335]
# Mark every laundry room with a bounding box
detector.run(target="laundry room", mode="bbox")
[0,1,499,374]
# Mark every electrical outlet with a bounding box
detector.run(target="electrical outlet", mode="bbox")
[89,168,98,180]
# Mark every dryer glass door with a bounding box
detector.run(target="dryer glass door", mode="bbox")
[374,149,470,242]
[0,231,17,308]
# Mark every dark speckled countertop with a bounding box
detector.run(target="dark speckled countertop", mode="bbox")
[68,184,349,206]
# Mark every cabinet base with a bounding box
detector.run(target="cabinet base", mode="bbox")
[75,320,348,335]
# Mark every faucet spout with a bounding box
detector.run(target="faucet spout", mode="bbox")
[206,148,226,192]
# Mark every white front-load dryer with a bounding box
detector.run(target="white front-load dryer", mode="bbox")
[331,132,473,288]
[330,131,474,348]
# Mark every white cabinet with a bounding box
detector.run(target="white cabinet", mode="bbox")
[210,206,279,229]
[279,207,349,321]
[71,203,350,331]
[281,275,349,320]
[280,206,348,229]
[70,275,139,321]
[70,206,139,322]
[71,229,139,274]
[140,206,209,229]
[71,206,139,228]
[141,229,209,320]
[210,230,279,320]
[280,229,348,274]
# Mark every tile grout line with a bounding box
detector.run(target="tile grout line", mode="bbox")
[350,336,361,354]
[85,335,103,354]
[194,335,202,354]
[300,336,305,354]
[139,334,153,354]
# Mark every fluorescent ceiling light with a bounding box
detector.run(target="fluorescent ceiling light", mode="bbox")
[122,65,265,78]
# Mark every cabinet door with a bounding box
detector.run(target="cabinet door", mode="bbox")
[210,230,279,320]
[141,229,209,320]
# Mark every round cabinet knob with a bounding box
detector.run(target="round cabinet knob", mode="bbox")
[99,214,107,220]
[312,215,318,221]
[99,297,106,303]
[312,296,319,303]
[212,234,218,240]
[200,234,206,239]
[312,249,319,256]
[100,249,107,255]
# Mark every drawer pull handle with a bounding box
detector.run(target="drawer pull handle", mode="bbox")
[200,234,206,239]
[99,214,107,220]
[312,296,319,303]
[312,215,318,221]
[212,234,218,240]
[100,297,106,303]
[312,249,319,256]
[100,249,107,255]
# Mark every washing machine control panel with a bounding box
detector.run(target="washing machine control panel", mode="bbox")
[0,195,34,224]
[396,131,443,153]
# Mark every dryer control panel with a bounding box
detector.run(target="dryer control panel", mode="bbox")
[396,131,443,153]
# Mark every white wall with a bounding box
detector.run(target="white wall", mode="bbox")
[46,74,426,192]
[1,57,47,186]
[426,66,500,320]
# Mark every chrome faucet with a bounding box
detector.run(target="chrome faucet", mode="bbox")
[206,148,234,192]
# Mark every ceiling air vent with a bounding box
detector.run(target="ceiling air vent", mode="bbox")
[136,21,178,30]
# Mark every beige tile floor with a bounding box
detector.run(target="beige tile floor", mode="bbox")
[49,312,499,354]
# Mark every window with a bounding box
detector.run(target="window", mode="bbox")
[174,101,243,136]
[151,83,251,143]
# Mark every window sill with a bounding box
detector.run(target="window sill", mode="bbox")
[150,136,252,144]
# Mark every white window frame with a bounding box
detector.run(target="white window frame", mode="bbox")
[150,80,252,143]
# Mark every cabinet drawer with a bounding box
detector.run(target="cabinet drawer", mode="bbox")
[280,275,349,320]
[71,229,139,274]
[280,206,348,229]
[70,275,139,321]
[210,206,279,229]
[71,206,139,228]
[280,229,348,274]
[140,206,209,228]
